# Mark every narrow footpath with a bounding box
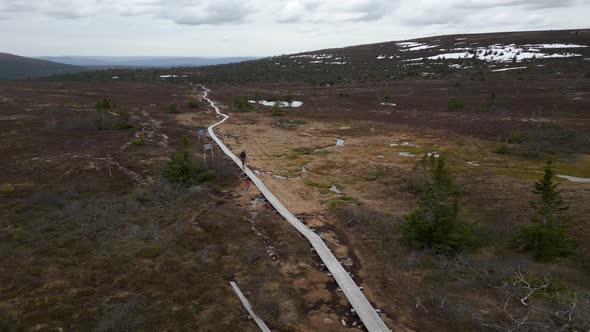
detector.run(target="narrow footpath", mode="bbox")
[201,86,391,332]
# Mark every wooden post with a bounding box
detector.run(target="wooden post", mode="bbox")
[106,154,112,177]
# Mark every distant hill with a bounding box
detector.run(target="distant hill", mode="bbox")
[36,56,259,68]
[52,29,590,84]
[186,29,590,84]
[0,53,87,80]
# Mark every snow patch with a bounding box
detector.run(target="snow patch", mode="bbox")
[557,175,590,183]
[404,43,582,63]
[329,185,342,194]
[522,43,587,49]
[290,53,333,59]
[248,100,303,108]
[396,41,438,51]
[396,41,423,48]
[426,152,440,158]
[408,44,439,51]
[398,152,415,157]
[491,66,527,72]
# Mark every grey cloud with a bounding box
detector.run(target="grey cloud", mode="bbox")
[157,0,253,25]
[457,0,576,10]
[0,0,98,19]
[0,0,36,13]
[398,0,579,27]
[0,0,253,25]
[0,0,584,28]
[402,13,466,27]
[276,0,395,24]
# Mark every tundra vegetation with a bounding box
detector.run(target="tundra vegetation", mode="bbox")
[3,29,590,332]
[0,83,311,331]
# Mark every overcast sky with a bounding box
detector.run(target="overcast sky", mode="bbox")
[1,0,589,57]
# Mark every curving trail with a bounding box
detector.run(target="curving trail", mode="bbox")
[202,86,391,332]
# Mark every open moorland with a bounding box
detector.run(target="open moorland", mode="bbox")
[205,75,590,330]
[2,29,590,331]
[0,81,367,331]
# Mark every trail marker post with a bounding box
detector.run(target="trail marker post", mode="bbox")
[204,143,214,161]
[106,154,112,177]
[197,128,206,143]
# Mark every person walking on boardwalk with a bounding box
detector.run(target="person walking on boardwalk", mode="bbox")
[239,150,247,168]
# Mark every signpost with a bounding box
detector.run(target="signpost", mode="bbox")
[197,128,206,143]
[203,143,214,164]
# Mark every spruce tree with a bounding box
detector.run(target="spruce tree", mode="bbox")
[401,155,475,253]
[515,161,575,261]
[162,150,201,185]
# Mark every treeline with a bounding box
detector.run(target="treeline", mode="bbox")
[48,55,588,86]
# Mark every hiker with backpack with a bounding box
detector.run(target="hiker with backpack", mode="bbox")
[239,150,247,168]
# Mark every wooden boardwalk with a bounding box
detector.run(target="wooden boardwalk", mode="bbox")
[230,281,272,332]
[202,86,391,332]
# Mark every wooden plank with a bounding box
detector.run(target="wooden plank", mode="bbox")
[229,281,272,332]
[203,86,391,332]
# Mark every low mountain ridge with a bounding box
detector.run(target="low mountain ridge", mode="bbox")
[0,53,87,80]
[36,56,259,68]
[191,29,590,84]
[47,29,590,83]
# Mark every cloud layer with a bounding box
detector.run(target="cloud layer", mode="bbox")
[1,0,587,57]
[0,0,581,25]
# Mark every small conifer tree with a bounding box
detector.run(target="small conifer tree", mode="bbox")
[166,103,180,114]
[271,102,285,116]
[401,155,475,253]
[113,111,133,130]
[514,161,576,261]
[162,151,201,185]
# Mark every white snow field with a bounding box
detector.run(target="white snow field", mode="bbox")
[404,43,585,63]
